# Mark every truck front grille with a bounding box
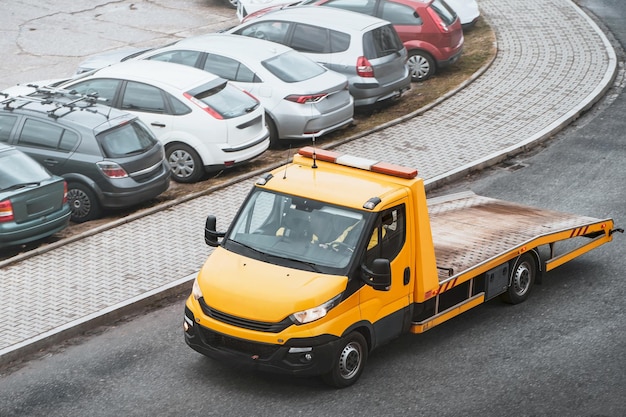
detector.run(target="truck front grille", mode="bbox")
[198,326,279,359]
[199,298,292,333]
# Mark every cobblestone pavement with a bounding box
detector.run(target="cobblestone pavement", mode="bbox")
[0,0,617,365]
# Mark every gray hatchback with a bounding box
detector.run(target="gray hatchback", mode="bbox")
[0,88,171,223]
[228,5,411,107]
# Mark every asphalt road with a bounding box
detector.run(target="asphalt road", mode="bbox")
[0,1,625,416]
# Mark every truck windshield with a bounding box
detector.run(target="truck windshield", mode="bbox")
[225,188,367,272]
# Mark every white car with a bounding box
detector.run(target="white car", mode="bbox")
[8,61,270,183]
[445,0,480,29]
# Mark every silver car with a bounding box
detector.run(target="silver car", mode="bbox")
[227,5,411,107]
[135,34,354,147]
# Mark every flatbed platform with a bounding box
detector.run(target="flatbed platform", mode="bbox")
[428,192,612,283]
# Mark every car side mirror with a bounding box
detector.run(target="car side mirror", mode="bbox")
[204,215,225,247]
[361,258,391,291]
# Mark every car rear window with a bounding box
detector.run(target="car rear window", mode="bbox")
[262,50,325,82]
[0,149,50,190]
[363,24,404,59]
[97,119,158,158]
[430,0,457,26]
[191,82,260,119]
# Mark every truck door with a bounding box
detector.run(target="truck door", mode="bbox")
[359,203,412,348]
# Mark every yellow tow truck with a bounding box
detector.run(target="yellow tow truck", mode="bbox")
[183,147,622,387]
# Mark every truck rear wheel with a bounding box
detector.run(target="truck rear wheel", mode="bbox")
[501,253,537,304]
[322,332,368,388]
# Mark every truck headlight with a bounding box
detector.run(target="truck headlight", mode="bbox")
[191,277,203,300]
[290,294,342,325]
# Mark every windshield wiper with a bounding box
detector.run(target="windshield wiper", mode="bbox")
[228,239,268,261]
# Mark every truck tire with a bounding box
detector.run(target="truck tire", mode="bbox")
[322,332,368,388]
[501,253,537,304]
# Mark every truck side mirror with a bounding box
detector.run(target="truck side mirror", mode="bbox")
[205,215,225,247]
[361,258,391,291]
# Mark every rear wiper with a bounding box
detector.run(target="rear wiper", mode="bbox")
[2,181,40,191]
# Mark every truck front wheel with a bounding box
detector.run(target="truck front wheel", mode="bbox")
[322,332,368,388]
[502,253,537,304]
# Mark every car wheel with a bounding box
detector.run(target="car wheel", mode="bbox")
[407,50,435,82]
[223,0,238,9]
[67,182,101,223]
[166,143,204,183]
[266,114,280,148]
[322,332,368,388]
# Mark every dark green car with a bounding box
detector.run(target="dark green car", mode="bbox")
[0,143,71,249]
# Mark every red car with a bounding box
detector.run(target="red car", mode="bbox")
[243,0,464,81]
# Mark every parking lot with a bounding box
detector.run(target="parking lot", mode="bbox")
[0,0,239,90]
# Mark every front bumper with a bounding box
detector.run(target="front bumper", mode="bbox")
[183,306,341,377]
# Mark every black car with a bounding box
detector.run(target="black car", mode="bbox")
[0,87,170,222]
[0,143,71,248]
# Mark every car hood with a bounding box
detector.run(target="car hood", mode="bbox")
[197,246,348,323]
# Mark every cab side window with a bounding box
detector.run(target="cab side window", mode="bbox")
[366,205,406,263]
[147,50,202,67]
[69,79,119,105]
[18,119,63,149]
[238,21,290,44]
[121,82,166,113]
[0,114,18,142]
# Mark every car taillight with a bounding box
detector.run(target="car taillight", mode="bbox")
[0,200,14,222]
[357,56,374,78]
[63,181,68,204]
[437,19,450,33]
[97,161,128,178]
[285,93,328,104]
[183,92,223,120]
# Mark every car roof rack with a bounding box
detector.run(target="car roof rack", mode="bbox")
[1,85,109,120]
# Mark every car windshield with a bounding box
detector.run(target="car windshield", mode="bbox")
[225,188,367,272]
[97,119,157,158]
[0,149,50,190]
[262,50,325,83]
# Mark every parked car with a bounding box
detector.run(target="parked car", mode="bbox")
[239,0,479,30]
[0,143,71,248]
[445,0,480,29]
[227,6,411,106]
[10,61,271,183]
[241,0,464,81]
[0,90,169,223]
[116,34,353,147]
[74,47,153,75]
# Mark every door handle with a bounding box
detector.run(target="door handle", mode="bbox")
[43,159,59,166]
[151,122,166,128]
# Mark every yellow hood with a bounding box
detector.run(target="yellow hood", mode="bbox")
[197,247,348,322]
